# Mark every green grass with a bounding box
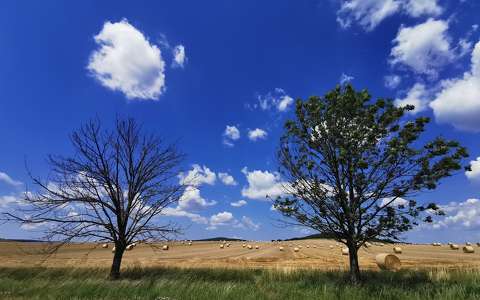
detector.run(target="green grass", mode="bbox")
[0,266,479,299]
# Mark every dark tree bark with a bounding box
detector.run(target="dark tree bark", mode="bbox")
[3,118,185,279]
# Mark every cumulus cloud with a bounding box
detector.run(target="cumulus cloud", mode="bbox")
[337,0,443,31]
[241,167,286,200]
[206,211,260,231]
[384,74,402,89]
[380,197,408,208]
[163,207,208,224]
[390,19,454,77]
[394,83,430,114]
[429,198,480,230]
[218,172,237,186]
[230,200,247,207]
[172,44,186,68]
[252,88,294,112]
[0,195,20,208]
[178,164,216,187]
[223,125,240,147]
[465,157,480,182]
[178,186,216,211]
[248,128,268,141]
[429,41,480,131]
[87,20,166,100]
[0,172,22,187]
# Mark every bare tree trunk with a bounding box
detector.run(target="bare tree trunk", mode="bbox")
[110,245,125,280]
[347,242,361,284]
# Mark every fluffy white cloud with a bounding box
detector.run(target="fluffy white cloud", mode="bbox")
[465,157,480,182]
[230,200,247,207]
[172,44,186,68]
[178,164,216,186]
[394,83,430,114]
[390,19,454,77]
[87,20,166,100]
[163,207,208,224]
[218,172,237,186]
[430,198,480,230]
[209,211,235,228]
[241,168,286,200]
[241,216,260,231]
[0,172,22,187]
[340,73,354,85]
[178,186,216,211]
[429,41,480,131]
[223,125,240,147]
[384,75,402,89]
[253,88,294,112]
[0,195,20,208]
[337,0,443,31]
[248,128,268,141]
[380,197,408,208]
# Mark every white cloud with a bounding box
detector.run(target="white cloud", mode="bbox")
[0,172,22,187]
[241,216,260,231]
[218,172,237,186]
[466,157,480,182]
[380,197,408,208]
[340,73,354,85]
[403,0,443,17]
[430,198,480,230]
[178,164,216,187]
[248,128,268,141]
[241,168,286,200]
[163,207,208,224]
[207,211,237,230]
[87,19,165,100]
[223,125,240,147]
[384,74,402,89]
[172,44,186,68]
[230,200,247,207]
[253,88,294,112]
[390,19,454,77]
[337,0,443,31]
[394,83,430,114]
[0,195,20,208]
[429,41,480,131]
[178,186,216,211]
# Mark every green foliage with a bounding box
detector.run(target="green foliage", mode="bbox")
[0,267,480,299]
[275,85,468,246]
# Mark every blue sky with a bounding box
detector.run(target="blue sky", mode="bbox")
[1,0,480,243]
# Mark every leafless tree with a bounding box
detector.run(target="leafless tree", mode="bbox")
[3,118,185,279]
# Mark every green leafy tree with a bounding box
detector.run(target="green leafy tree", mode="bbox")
[275,85,468,283]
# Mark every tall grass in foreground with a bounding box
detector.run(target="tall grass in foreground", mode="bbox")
[0,267,479,299]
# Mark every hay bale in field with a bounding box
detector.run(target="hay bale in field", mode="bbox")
[341,248,349,255]
[247,245,253,249]
[393,246,402,254]
[279,246,284,251]
[162,245,169,251]
[450,244,459,250]
[220,244,224,249]
[313,245,317,248]
[242,243,246,248]
[293,247,299,252]
[226,243,231,247]
[463,246,475,253]
[126,244,134,251]
[375,253,401,271]
[255,245,259,249]
[102,243,109,249]
[306,245,310,248]
[466,242,472,246]
[329,245,334,249]
[188,242,192,246]
[112,246,116,253]
[432,242,442,246]
[448,242,452,246]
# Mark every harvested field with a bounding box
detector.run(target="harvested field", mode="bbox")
[1,239,479,271]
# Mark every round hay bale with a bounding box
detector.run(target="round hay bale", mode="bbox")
[279,246,284,251]
[306,245,310,248]
[102,243,109,249]
[375,253,401,271]
[293,247,299,252]
[255,245,259,249]
[364,242,372,248]
[247,245,253,249]
[226,243,231,247]
[242,243,246,248]
[220,244,224,249]
[466,242,472,246]
[298,245,303,249]
[188,242,192,246]
[111,246,116,253]
[450,244,459,250]
[433,242,442,246]
[393,246,402,254]
[126,244,134,251]
[329,245,334,249]
[341,248,349,255]
[448,242,453,246]
[162,245,169,251]
[463,246,475,253]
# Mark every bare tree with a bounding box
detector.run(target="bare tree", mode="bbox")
[3,118,185,279]
[275,85,468,283]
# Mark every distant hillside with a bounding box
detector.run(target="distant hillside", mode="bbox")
[193,237,246,242]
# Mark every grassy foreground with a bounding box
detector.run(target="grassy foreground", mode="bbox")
[0,267,479,299]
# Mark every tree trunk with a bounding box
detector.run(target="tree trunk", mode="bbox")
[109,245,124,280]
[347,242,361,284]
